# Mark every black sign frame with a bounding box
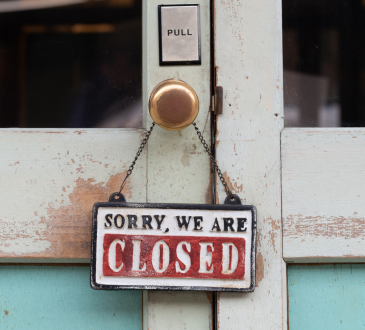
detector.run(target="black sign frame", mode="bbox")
[91,201,256,292]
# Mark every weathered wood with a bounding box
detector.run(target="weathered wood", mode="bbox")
[215,0,286,328]
[0,129,147,261]
[143,0,212,328]
[282,128,365,262]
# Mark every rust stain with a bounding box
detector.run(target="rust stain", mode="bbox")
[4,310,9,316]
[222,172,243,193]
[284,214,365,239]
[255,252,264,287]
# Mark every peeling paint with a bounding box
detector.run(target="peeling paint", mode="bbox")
[284,214,365,239]
[255,252,264,287]
[0,172,131,258]
[222,171,243,193]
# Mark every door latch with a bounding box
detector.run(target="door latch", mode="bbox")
[213,86,223,115]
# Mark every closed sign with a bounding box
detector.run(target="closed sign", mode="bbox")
[91,203,256,291]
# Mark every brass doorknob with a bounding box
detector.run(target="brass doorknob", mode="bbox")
[149,79,199,131]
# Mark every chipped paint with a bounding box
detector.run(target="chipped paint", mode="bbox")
[282,128,365,260]
[0,173,130,258]
[0,130,146,259]
[222,171,243,194]
[215,0,285,327]
[284,215,365,239]
[255,252,264,287]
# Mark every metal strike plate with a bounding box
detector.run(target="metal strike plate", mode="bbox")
[158,4,201,65]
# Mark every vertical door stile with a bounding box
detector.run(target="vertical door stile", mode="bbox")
[142,0,213,329]
[215,0,286,329]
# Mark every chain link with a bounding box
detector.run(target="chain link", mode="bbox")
[118,121,233,199]
[192,122,234,198]
[118,122,156,194]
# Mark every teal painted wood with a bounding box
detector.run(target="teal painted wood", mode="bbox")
[288,265,365,329]
[0,266,142,329]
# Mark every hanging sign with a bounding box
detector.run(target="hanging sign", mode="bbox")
[91,194,256,291]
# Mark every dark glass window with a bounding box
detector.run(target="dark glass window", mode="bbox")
[0,0,142,128]
[283,0,365,127]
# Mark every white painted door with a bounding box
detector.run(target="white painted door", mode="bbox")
[213,1,365,330]
[214,0,286,329]
[0,0,213,329]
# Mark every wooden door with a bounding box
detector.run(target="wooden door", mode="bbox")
[0,0,213,328]
[214,0,286,328]
[214,0,365,327]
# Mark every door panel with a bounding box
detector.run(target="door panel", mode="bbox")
[282,128,365,262]
[0,129,146,262]
[0,266,142,329]
[214,0,286,328]
[288,264,365,329]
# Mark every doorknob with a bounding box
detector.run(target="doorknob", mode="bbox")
[149,79,199,131]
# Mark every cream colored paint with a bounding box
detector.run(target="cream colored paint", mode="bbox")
[143,0,212,329]
[215,0,286,328]
[147,291,212,330]
[282,128,365,261]
[0,129,146,260]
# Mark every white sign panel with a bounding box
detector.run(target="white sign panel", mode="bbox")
[91,202,256,291]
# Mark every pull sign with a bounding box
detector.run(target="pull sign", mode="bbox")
[91,202,256,291]
[158,4,201,65]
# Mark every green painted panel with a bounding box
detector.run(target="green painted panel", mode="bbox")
[288,264,365,329]
[0,266,142,329]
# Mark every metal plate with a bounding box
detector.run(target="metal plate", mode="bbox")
[91,202,256,291]
[158,5,201,65]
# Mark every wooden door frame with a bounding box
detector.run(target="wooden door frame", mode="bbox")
[214,0,286,328]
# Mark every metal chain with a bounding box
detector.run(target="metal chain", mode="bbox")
[118,120,233,199]
[192,122,234,198]
[118,122,156,194]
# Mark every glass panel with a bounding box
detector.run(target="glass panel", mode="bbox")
[288,264,365,329]
[283,0,365,127]
[0,0,142,128]
[0,266,142,329]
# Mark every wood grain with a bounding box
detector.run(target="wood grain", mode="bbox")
[215,0,286,328]
[282,128,365,262]
[0,129,147,261]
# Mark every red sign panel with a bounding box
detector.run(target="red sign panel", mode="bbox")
[103,234,245,279]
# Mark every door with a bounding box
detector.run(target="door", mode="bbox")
[214,0,286,328]
[0,0,213,329]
